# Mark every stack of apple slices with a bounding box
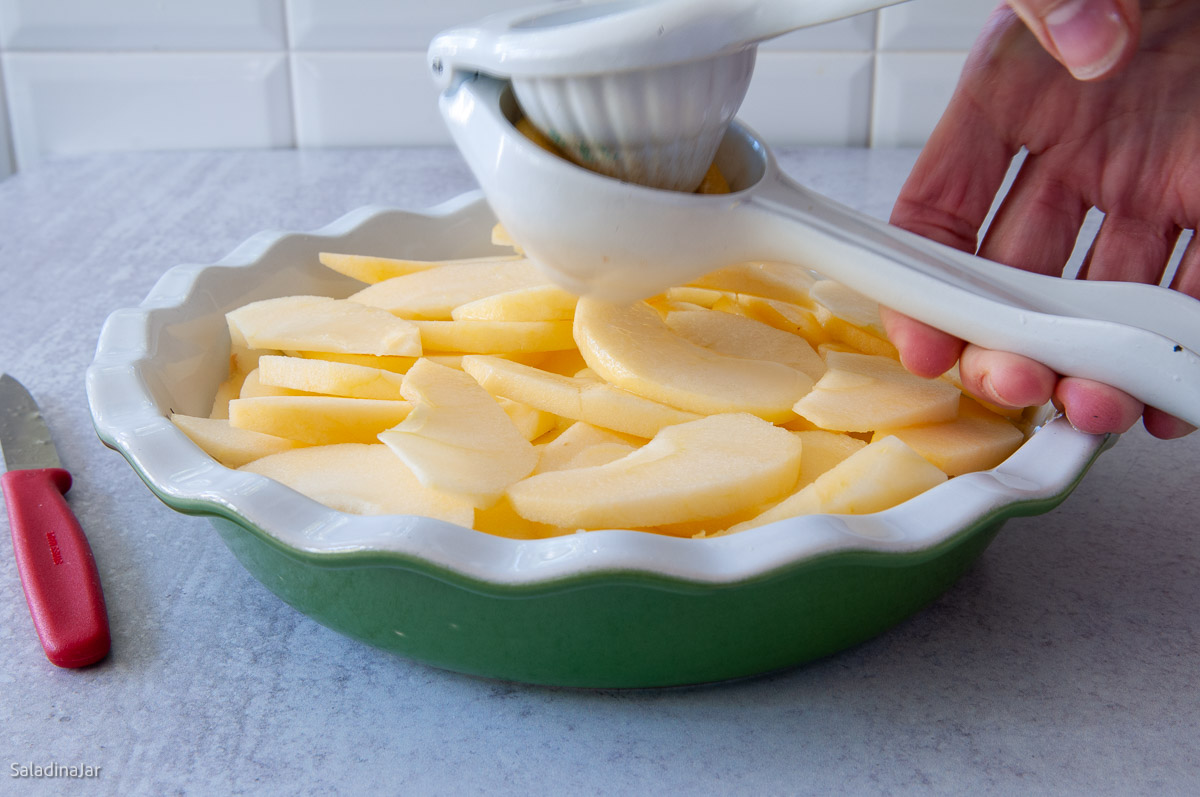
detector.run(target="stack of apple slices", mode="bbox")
[169,226,1029,539]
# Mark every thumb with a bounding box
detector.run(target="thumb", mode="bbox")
[1006,0,1140,80]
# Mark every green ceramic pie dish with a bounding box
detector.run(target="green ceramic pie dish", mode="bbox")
[86,193,1110,688]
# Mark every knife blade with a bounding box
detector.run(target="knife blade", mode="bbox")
[0,373,110,668]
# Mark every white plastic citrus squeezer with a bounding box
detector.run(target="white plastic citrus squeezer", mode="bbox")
[428,3,1200,427]
[428,0,907,191]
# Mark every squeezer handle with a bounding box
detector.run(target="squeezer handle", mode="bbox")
[750,177,1200,428]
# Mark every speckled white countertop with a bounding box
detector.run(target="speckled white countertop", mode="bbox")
[1,146,1198,796]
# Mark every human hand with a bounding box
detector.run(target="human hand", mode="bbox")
[885,0,1199,439]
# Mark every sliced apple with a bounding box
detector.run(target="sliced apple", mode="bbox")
[286,349,419,374]
[663,286,725,308]
[318,251,519,285]
[793,350,960,432]
[240,443,475,525]
[209,371,247,419]
[348,258,547,320]
[256,354,406,400]
[171,413,304,469]
[451,284,578,321]
[729,294,828,343]
[663,307,825,381]
[226,295,420,357]
[507,413,802,529]
[461,354,701,438]
[535,348,590,376]
[873,396,1025,476]
[238,367,311,399]
[228,395,413,445]
[573,298,812,421]
[473,497,567,539]
[497,396,559,442]
[809,280,885,333]
[733,435,948,531]
[532,421,644,475]
[690,261,816,307]
[317,252,433,284]
[809,280,897,357]
[491,223,522,253]
[791,430,867,489]
[378,359,537,506]
[412,319,575,353]
[285,349,549,374]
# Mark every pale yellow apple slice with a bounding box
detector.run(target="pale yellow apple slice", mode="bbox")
[732,435,948,531]
[793,350,960,432]
[348,258,546,320]
[809,280,897,358]
[506,413,802,529]
[284,349,546,374]
[225,315,279,375]
[689,261,816,307]
[451,284,578,321]
[238,368,311,399]
[491,223,523,253]
[412,319,574,353]
[663,286,725,308]
[663,307,825,381]
[634,505,770,539]
[226,295,420,357]
[726,294,828,343]
[228,395,413,445]
[286,349,419,374]
[532,421,644,475]
[240,443,475,525]
[791,430,867,489]
[645,296,710,316]
[170,413,304,469]
[256,354,406,400]
[873,396,1025,476]
[209,371,247,419]
[809,280,885,333]
[318,251,519,284]
[461,355,701,438]
[573,299,812,421]
[535,348,590,376]
[497,397,559,442]
[378,359,537,506]
[474,498,567,539]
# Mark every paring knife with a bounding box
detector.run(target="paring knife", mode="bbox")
[0,374,110,668]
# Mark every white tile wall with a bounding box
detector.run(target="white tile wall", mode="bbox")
[878,0,997,51]
[287,0,522,51]
[762,14,876,52]
[291,52,443,147]
[0,0,1001,178]
[740,53,874,147]
[0,0,286,50]
[5,53,293,167]
[871,52,968,147]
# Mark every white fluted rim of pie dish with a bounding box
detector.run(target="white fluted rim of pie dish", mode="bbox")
[86,191,1110,587]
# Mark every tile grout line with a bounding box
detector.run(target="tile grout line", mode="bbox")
[281,0,299,149]
[867,10,881,149]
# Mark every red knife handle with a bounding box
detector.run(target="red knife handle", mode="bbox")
[3,468,111,668]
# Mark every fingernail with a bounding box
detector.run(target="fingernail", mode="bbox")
[1044,0,1129,80]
